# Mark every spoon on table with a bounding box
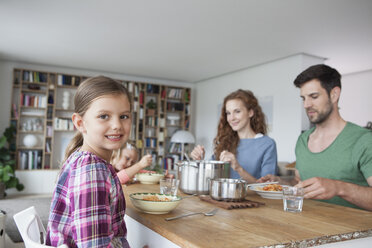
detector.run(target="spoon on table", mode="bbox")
[165,208,218,221]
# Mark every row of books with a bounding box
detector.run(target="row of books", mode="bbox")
[57,75,81,86]
[54,118,75,131]
[168,142,183,153]
[163,155,180,171]
[127,82,141,97]
[167,88,183,99]
[20,94,47,108]
[146,116,158,126]
[21,71,48,83]
[145,138,157,148]
[146,84,160,94]
[18,150,43,170]
[167,102,184,111]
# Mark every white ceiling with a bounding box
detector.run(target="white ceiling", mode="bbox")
[1,0,372,83]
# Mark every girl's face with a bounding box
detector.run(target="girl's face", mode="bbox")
[114,148,138,171]
[74,94,131,161]
[225,99,253,134]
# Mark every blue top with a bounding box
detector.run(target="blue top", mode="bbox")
[230,136,278,179]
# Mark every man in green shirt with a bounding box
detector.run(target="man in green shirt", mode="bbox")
[259,64,372,210]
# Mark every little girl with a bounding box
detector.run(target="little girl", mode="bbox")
[46,76,131,248]
[111,142,152,184]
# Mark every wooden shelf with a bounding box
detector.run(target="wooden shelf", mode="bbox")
[10,68,191,172]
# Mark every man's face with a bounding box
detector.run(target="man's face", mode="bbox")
[300,79,333,124]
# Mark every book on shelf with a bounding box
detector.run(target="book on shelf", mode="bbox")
[134,84,140,97]
[167,88,183,99]
[128,82,134,93]
[158,145,164,156]
[146,84,160,94]
[161,89,166,99]
[159,118,165,127]
[19,150,42,170]
[20,94,47,108]
[136,139,143,149]
[163,155,180,171]
[57,75,80,86]
[145,138,157,148]
[167,102,184,111]
[139,91,144,105]
[54,118,75,131]
[45,141,51,153]
[133,101,139,112]
[184,119,190,129]
[12,103,18,118]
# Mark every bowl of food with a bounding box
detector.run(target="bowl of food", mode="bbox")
[136,172,164,184]
[129,193,182,214]
[249,183,285,199]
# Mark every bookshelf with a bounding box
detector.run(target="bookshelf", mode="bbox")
[10,68,191,172]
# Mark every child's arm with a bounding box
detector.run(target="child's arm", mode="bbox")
[117,154,152,184]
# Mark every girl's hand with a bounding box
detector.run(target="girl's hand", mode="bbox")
[190,145,205,160]
[220,150,241,171]
[139,154,152,169]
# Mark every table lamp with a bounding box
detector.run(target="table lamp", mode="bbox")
[170,130,195,161]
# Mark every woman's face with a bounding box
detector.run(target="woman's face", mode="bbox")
[225,99,253,133]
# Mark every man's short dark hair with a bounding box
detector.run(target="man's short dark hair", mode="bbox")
[293,64,341,95]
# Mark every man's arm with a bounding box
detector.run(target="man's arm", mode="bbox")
[296,176,372,211]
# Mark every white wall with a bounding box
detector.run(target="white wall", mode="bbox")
[194,54,324,162]
[339,69,372,127]
[0,60,193,195]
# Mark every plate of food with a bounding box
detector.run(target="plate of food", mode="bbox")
[248,183,284,199]
[129,193,182,214]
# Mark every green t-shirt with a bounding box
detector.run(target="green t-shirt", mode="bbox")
[295,122,372,209]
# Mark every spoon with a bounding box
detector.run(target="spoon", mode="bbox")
[184,152,191,162]
[165,208,218,221]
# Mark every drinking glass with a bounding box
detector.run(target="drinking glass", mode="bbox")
[160,178,180,196]
[282,186,304,212]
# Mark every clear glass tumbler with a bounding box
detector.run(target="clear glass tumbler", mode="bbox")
[160,178,180,196]
[282,186,304,212]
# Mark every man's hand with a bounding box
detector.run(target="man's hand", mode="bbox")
[296,177,339,200]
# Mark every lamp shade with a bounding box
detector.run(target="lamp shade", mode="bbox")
[170,130,195,144]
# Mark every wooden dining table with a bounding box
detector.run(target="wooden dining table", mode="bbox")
[122,183,372,248]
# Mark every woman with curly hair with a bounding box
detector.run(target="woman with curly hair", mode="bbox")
[191,89,278,183]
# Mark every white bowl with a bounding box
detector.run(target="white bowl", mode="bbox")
[136,173,164,184]
[129,193,182,214]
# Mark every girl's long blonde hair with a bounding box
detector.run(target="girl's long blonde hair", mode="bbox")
[213,89,267,160]
[63,76,132,163]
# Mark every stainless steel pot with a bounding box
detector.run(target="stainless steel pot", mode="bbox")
[177,160,230,195]
[209,178,249,201]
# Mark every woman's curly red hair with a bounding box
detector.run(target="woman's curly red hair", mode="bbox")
[213,89,267,159]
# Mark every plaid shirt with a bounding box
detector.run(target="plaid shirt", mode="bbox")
[46,150,130,248]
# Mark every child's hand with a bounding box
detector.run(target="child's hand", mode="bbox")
[139,154,152,169]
